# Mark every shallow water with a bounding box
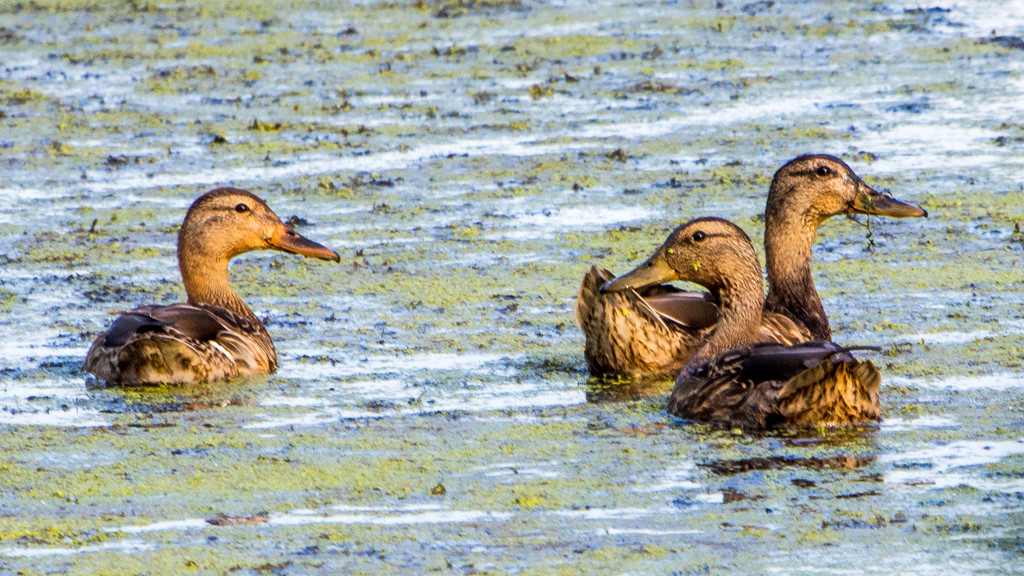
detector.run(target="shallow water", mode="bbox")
[1,0,1022,574]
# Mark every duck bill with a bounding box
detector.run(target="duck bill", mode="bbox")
[600,250,678,294]
[268,225,341,262]
[851,182,928,218]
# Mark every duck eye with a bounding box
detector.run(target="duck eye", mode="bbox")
[235,203,250,213]
[815,165,832,177]
[691,231,707,242]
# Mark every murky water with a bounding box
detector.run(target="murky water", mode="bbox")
[1,0,1022,574]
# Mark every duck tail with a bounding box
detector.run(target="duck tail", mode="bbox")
[775,357,882,426]
[574,266,683,378]
[573,265,616,332]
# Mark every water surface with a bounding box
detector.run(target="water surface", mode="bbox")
[0,0,1022,573]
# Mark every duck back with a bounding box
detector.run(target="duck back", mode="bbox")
[668,342,881,428]
[575,266,708,379]
[84,303,276,386]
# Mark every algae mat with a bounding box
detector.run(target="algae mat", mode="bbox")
[1,0,1023,574]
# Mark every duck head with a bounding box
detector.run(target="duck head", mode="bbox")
[176,188,339,314]
[178,187,340,265]
[602,217,766,353]
[601,217,762,304]
[767,154,927,223]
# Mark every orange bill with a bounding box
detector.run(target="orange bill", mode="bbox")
[268,224,340,262]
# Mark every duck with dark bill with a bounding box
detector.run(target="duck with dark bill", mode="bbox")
[575,154,925,381]
[602,217,881,429]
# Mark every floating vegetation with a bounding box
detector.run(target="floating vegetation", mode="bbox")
[0,0,1022,574]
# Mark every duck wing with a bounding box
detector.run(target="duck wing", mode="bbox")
[734,341,850,382]
[668,342,881,428]
[85,303,276,386]
[102,305,225,347]
[642,292,718,329]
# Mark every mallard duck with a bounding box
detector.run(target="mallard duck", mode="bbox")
[574,154,925,379]
[84,187,340,386]
[604,217,881,428]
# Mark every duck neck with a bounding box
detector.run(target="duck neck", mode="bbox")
[178,246,260,325]
[690,265,765,368]
[764,204,830,340]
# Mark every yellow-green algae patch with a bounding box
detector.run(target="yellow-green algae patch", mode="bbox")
[1,0,1024,574]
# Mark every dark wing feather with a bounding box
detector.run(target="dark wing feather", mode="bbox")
[115,304,231,343]
[85,303,276,385]
[643,292,719,329]
[669,342,881,428]
[103,313,171,347]
[143,305,232,342]
[735,341,846,383]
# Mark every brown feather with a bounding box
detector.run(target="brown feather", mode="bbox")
[574,266,701,379]
[84,188,337,386]
[575,265,812,380]
[654,218,884,429]
[576,154,924,380]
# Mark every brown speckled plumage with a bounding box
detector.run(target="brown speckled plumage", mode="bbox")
[574,266,712,379]
[654,218,882,428]
[84,188,339,386]
[576,266,805,379]
[668,341,881,428]
[575,154,925,379]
